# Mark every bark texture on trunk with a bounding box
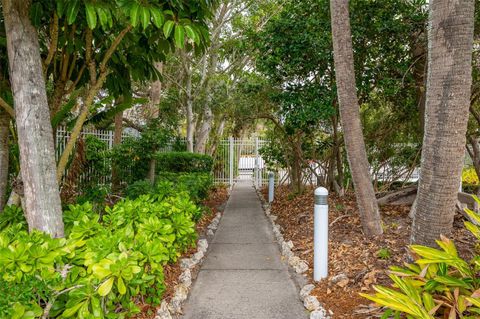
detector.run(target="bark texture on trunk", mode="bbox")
[410,0,475,246]
[330,0,383,236]
[194,106,213,154]
[186,70,195,152]
[0,109,9,211]
[148,62,163,119]
[147,63,163,183]
[111,109,123,192]
[3,0,64,236]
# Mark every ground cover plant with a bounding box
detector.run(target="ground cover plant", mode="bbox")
[0,188,200,318]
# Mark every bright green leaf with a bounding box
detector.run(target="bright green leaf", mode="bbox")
[130,3,140,27]
[163,20,175,38]
[66,0,80,25]
[141,7,150,30]
[150,8,164,28]
[117,276,126,295]
[174,25,185,48]
[85,3,97,29]
[97,277,114,296]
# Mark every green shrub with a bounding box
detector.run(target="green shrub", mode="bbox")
[0,189,200,318]
[362,197,480,318]
[156,172,213,203]
[155,152,213,173]
[125,180,155,199]
[109,123,174,186]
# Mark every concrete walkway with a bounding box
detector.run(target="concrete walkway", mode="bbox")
[182,182,306,319]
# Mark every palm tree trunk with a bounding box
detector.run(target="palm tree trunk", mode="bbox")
[410,0,475,246]
[2,0,64,236]
[330,0,383,236]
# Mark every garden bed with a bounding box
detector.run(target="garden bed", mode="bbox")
[133,185,229,319]
[261,186,476,318]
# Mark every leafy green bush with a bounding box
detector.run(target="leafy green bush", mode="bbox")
[156,172,213,203]
[125,180,154,199]
[155,152,213,173]
[362,198,480,318]
[110,123,174,186]
[0,189,199,318]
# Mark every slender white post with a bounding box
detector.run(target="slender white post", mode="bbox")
[314,187,328,281]
[254,137,259,187]
[268,172,275,203]
[229,137,234,187]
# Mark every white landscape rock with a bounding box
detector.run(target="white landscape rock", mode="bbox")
[300,284,315,300]
[288,256,301,267]
[304,295,321,311]
[310,309,330,319]
[155,301,172,319]
[192,250,204,263]
[180,258,196,270]
[179,269,192,287]
[197,239,208,253]
[207,229,214,236]
[294,260,309,274]
[168,284,189,314]
[281,241,294,258]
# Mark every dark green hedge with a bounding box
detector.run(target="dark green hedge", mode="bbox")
[125,172,213,204]
[155,152,213,173]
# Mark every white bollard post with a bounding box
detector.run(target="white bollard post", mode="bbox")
[268,172,275,203]
[314,187,328,281]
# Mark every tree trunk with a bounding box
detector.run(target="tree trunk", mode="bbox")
[186,70,195,152]
[0,109,9,211]
[2,0,64,237]
[111,108,123,192]
[410,0,475,246]
[194,106,213,154]
[148,62,163,118]
[208,117,226,156]
[146,63,163,183]
[330,0,383,236]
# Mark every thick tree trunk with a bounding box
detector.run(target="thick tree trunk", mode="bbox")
[194,106,213,154]
[111,108,123,192]
[0,109,9,211]
[410,0,475,246]
[3,0,64,236]
[330,0,383,236]
[208,117,226,156]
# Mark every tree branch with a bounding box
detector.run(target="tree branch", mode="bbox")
[0,96,15,118]
[99,25,132,73]
[43,12,59,74]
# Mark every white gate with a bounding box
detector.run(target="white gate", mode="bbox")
[213,137,270,187]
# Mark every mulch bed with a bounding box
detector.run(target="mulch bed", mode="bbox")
[261,186,476,318]
[133,186,230,319]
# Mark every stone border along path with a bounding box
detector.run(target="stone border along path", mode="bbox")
[181,181,308,319]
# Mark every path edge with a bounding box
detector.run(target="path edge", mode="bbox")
[254,187,333,319]
[154,188,232,319]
